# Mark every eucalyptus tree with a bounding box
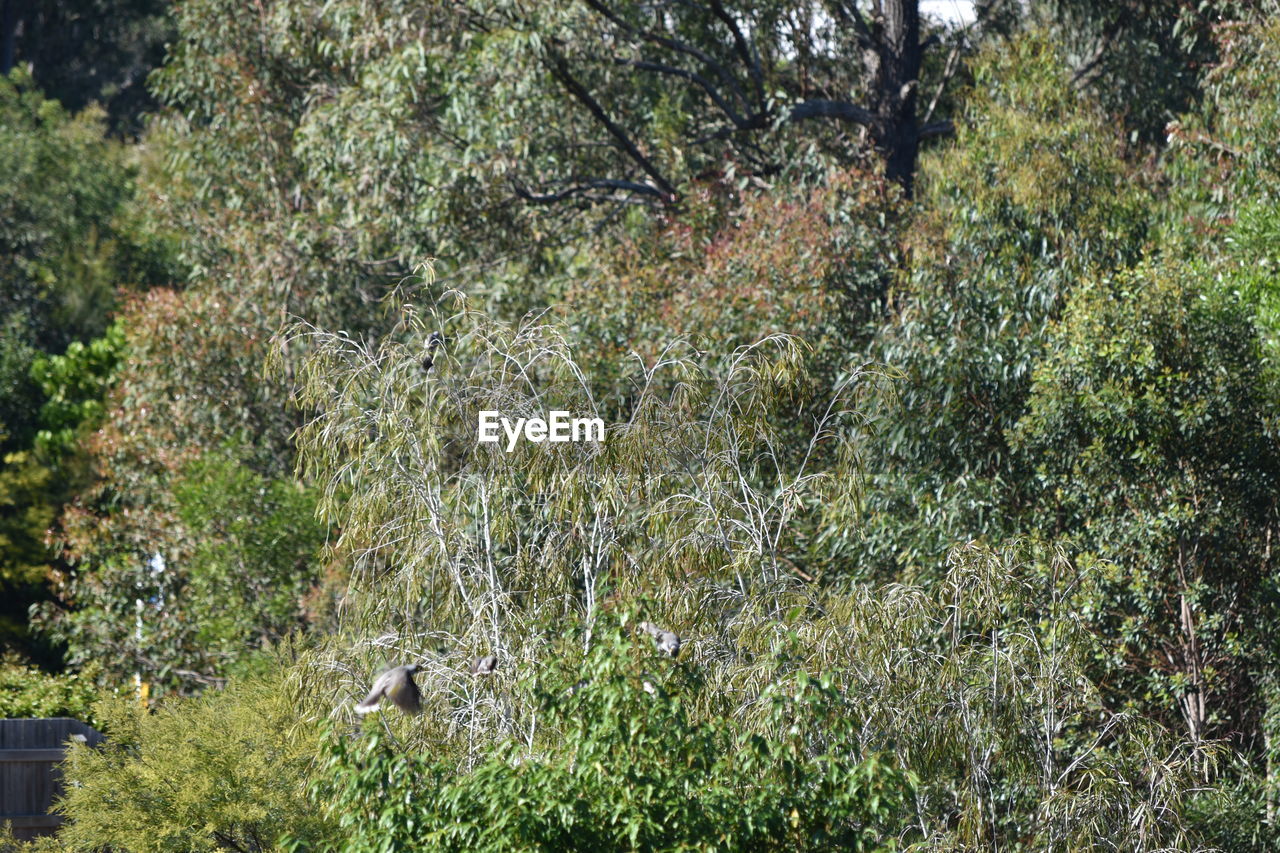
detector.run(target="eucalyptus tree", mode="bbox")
[147,0,971,291]
[476,0,966,201]
[850,31,1150,582]
[39,289,1216,848]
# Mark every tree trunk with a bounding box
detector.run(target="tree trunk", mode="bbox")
[870,0,923,196]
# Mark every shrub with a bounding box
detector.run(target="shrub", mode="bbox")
[0,660,100,724]
[320,623,913,852]
[55,672,337,852]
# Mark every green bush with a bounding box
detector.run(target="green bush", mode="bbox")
[55,673,337,852]
[0,660,100,723]
[1012,260,1280,744]
[320,623,913,852]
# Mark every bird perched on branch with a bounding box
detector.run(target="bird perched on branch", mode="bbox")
[470,654,498,675]
[355,664,422,715]
[638,621,681,658]
[421,331,445,372]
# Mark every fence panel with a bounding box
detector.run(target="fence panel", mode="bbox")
[0,718,103,840]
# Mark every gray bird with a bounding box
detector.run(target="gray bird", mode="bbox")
[470,654,498,675]
[638,621,681,658]
[421,331,445,372]
[355,664,422,715]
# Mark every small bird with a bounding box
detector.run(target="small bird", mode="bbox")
[422,331,445,372]
[355,664,422,715]
[470,654,497,675]
[638,621,681,658]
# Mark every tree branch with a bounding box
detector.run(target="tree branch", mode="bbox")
[787,99,876,125]
[919,120,954,139]
[611,56,750,128]
[513,178,668,205]
[826,0,878,50]
[582,0,753,111]
[543,48,678,200]
[707,0,765,103]
[1070,25,1118,91]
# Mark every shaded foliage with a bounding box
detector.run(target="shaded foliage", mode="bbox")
[0,72,134,448]
[3,0,172,134]
[1028,0,1237,144]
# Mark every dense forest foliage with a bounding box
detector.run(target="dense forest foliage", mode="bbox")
[4,0,1280,849]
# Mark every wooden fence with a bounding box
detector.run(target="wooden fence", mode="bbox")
[0,718,103,840]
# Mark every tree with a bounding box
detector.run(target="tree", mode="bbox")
[269,299,1207,848]
[489,0,962,200]
[0,70,134,447]
[850,30,1150,581]
[42,427,331,689]
[1162,15,1280,250]
[0,324,122,661]
[0,71,164,665]
[1012,260,1280,750]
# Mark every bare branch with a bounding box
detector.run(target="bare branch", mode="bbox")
[922,40,962,126]
[787,98,876,125]
[543,48,678,200]
[1070,29,1115,90]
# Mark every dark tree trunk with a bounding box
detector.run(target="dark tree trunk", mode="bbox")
[869,0,923,197]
